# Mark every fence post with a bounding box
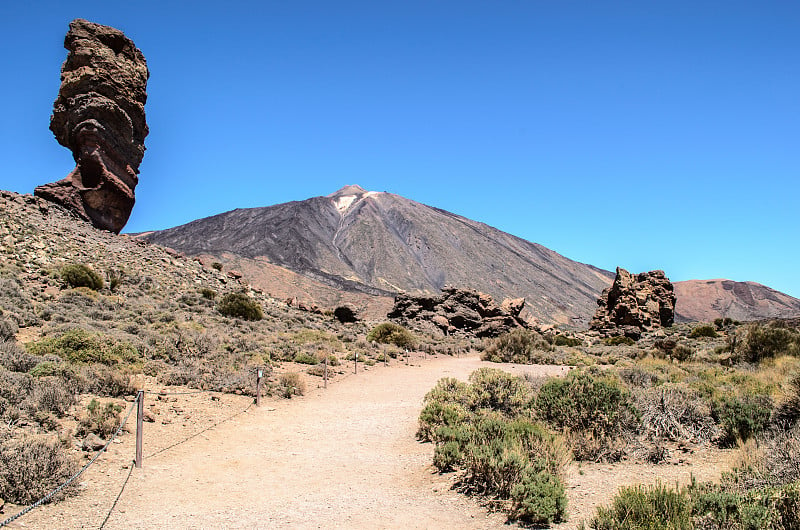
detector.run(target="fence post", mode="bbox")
[135,390,144,468]
[354,352,358,374]
[324,354,328,389]
[256,368,263,407]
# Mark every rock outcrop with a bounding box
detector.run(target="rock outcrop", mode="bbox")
[590,267,676,339]
[35,19,149,234]
[388,287,529,337]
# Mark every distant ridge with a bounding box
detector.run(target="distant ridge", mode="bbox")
[674,279,800,323]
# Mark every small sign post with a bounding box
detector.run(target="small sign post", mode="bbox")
[256,368,263,407]
[135,390,144,468]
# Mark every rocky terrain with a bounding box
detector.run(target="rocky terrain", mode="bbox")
[143,185,614,326]
[388,287,529,337]
[35,19,149,234]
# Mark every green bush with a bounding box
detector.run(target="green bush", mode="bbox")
[200,288,217,300]
[604,336,635,346]
[293,352,319,365]
[60,263,104,290]
[712,394,772,447]
[468,367,533,416]
[552,334,582,347]
[690,324,718,338]
[481,328,551,363]
[742,322,800,363]
[367,322,415,349]
[535,370,639,461]
[419,371,569,524]
[27,329,140,366]
[590,482,693,530]
[216,292,263,321]
[78,398,123,437]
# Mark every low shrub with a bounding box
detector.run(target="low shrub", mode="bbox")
[774,373,800,429]
[0,433,79,504]
[742,322,800,363]
[200,288,217,300]
[468,367,533,416]
[551,334,582,347]
[605,336,635,346]
[27,328,140,366]
[712,394,772,447]
[590,482,693,530]
[60,263,104,290]
[535,370,639,461]
[690,324,718,339]
[278,372,305,398]
[78,398,123,438]
[293,352,319,365]
[217,292,263,321]
[634,383,716,443]
[0,339,42,372]
[333,306,358,323]
[0,317,18,341]
[481,328,551,363]
[670,344,694,362]
[367,322,415,349]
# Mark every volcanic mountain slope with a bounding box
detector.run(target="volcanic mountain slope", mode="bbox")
[674,279,800,323]
[144,185,613,326]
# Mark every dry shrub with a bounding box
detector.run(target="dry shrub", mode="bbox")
[0,433,79,504]
[635,383,717,443]
[727,424,800,489]
[279,372,305,398]
[83,364,137,397]
[774,373,800,429]
[0,317,18,341]
[481,328,551,363]
[25,376,76,417]
[0,339,42,372]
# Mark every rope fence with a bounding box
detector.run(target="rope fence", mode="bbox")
[0,349,436,527]
[0,367,264,528]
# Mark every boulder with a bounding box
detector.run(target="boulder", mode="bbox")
[388,287,529,337]
[590,267,676,338]
[35,19,149,233]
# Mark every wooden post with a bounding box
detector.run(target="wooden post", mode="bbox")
[354,352,358,374]
[384,348,388,367]
[256,368,263,407]
[324,354,328,389]
[135,390,144,468]
[405,348,409,365]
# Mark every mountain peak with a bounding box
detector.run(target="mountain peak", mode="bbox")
[328,184,368,198]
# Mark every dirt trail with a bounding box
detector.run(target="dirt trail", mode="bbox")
[10,354,726,529]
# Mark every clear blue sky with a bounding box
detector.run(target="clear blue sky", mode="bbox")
[1,1,798,298]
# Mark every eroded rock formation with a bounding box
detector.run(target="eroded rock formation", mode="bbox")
[35,19,149,233]
[590,267,676,339]
[388,287,529,337]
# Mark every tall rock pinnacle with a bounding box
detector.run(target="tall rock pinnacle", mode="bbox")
[35,19,149,233]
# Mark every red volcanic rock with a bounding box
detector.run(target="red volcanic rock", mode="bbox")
[35,19,149,233]
[590,267,676,339]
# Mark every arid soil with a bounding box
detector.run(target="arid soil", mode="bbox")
[6,354,729,529]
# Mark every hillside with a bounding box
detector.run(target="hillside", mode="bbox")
[143,185,613,326]
[674,279,800,323]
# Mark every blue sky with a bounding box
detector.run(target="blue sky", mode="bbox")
[1,1,798,298]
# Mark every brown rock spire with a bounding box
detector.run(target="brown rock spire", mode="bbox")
[35,19,149,233]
